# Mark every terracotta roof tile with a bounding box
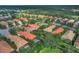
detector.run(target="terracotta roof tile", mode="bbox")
[0,40,14,53]
[52,27,64,34]
[17,31,36,40]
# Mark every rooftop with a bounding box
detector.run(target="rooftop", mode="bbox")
[23,24,39,32]
[17,31,36,40]
[7,35,28,49]
[52,27,64,34]
[0,40,14,53]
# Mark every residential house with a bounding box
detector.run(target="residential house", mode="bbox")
[66,19,75,27]
[73,21,79,28]
[23,24,40,32]
[17,31,36,40]
[14,18,28,26]
[63,18,69,22]
[0,40,14,53]
[54,17,66,25]
[43,25,56,33]
[62,18,69,25]
[7,35,28,51]
[52,27,64,35]
[20,18,28,22]
[67,19,75,24]
[61,30,75,41]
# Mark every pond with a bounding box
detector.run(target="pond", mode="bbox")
[0,27,10,37]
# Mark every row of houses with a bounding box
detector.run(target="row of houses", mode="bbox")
[13,15,79,49]
[23,13,53,19]
[25,14,79,30]
[0,19,40,53]
[43,23,79,49]
[54,17,79,29]
[1,13,79,53]
[0,31,39,53]
[43,24,64,35]
[53,17,79,49]
[0,34,29,53]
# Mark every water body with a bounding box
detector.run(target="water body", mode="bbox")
[0,27,10,37]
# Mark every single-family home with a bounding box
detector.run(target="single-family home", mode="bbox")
[23,24,40,32]
[14,18,28,26]
[67,19,75,24]
[0,40,14,53]
[7,35,28,51]
[66,19,75,27]
[52,27,64,35]
[61,30,75,41]
[73,21,79,28]
[43,25,56,33]
[17,31,36,40]
[17,31,41,43]
[62,18,69,25]
[63,18,69,22]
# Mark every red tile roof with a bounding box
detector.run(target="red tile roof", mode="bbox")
[52,27,64,34]
[17,31,36,40]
